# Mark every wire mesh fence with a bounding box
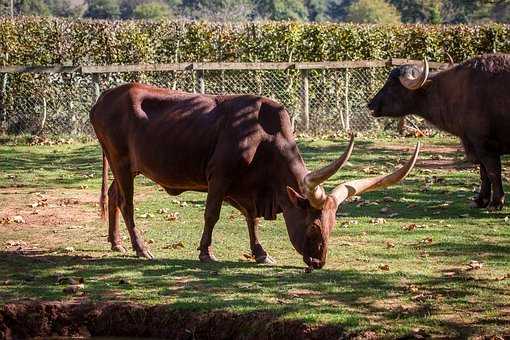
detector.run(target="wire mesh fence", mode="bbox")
[0,61,435,137]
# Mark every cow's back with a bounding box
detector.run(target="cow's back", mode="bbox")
[90,83,280,191]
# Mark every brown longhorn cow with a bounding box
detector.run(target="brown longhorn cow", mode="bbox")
[91,83,419,269]
[369,54,510,210]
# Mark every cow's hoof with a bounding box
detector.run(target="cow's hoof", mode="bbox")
[199,253,218,262]
[136,249,155,259]
[255,255,276,265]
[111,244,127,253]
[487,200,504,211]
[472,196,490,208]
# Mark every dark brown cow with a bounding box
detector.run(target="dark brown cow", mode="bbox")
[369,54,510,210]
[91,83,419,269]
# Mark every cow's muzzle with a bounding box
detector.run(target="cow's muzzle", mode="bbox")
[367,100,382,117]
[305,256,324,269]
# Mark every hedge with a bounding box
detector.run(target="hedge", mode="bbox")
[0,17,509,66]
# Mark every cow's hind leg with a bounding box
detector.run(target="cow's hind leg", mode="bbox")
[114,167,154,259]
[108,180,127,253]
[472,164,491,208]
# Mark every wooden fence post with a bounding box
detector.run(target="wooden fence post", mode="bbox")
[92,73,101,102]
[344,69,350,131]
[0,73,7,132]
[301,69,309,132]
[198,70,205,94]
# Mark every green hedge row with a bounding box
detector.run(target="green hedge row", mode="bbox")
[1,17,509,66]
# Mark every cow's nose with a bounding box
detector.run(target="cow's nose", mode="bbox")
[368,99,376,111]
[305,257,324,269]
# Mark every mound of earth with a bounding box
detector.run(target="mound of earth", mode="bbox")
[0,301,349,339]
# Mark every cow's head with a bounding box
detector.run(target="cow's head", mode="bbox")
[368,59,429,118]
[283,136,420,269]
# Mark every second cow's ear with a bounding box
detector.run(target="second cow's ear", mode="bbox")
[287,186,308,208]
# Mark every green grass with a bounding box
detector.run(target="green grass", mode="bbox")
[1,134,509,338]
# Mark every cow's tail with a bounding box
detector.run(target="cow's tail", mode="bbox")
[100,152,109,220]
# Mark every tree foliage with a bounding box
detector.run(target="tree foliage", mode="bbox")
[132,2,171,19]
[84,0,121,19]
[345,0,401,24]
[4,0,510,23]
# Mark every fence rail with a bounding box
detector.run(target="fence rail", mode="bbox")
[0,59,444,136]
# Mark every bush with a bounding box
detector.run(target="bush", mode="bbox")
[0,17,508,66]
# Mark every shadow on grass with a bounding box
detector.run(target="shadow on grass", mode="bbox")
[0,144,102,188]
[0,250,508,337]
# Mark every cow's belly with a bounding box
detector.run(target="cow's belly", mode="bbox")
[138,163,208,191]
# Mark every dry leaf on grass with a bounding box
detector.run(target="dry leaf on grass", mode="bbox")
[378,264,390,271]
[402,223,417,231]
[385,241,396,249]
[420,237,433,244]
[163,241,185,250]
[63,284,84,294]
[371,218,386,224]
[466,260,484,271]
[166,212,180,221]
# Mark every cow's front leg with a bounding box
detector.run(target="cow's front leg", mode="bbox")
[247,217,276,265]
[472,164,491,208]
[198,185,226,262]
[479,154,505,210]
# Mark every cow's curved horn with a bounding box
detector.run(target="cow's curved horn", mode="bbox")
[331,142,420,205]
[445,52,455,66]
[301,134,355,209]
[399,59,429,90]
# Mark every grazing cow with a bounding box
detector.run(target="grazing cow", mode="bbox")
[91,83,419,269]
[369,54,510,210]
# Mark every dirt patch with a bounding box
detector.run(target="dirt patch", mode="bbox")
[0,301,351,340]
[0,188,98,230]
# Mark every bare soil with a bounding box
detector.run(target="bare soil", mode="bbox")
[0,301,350,340]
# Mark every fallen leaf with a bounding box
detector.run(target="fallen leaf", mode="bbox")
[388,212,399,218]
[12,216,25,224]
[118,279,130,285]
[63,284,84,294]
[63,246,75,253]
[467,260,484,271]
[421,237,433,244]
[158,208,169,214]
[378,264,390,271]
[166,212,180,221]
[242,253,254,260]
[385,241,395,249]
[163,241,185,250]
[6,240,28,247]
[403,223,417,231]
[371,218,386,224]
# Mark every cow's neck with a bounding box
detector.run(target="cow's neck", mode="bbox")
[412,74,461,137]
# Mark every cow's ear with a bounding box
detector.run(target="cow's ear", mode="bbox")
[287,186,307,208]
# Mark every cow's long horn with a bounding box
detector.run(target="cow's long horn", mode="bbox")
[399,59,429,90]
[301,134,355,209]
[331,142,420,205]
[445,52,455,66]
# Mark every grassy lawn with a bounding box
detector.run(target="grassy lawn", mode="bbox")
[0,134,509,338]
